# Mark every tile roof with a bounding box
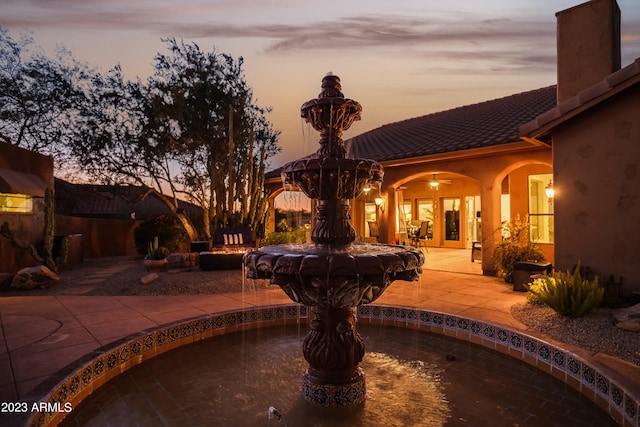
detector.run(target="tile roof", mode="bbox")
[520,58,640,138]
[345,86,557,162]
[55,179,201,219]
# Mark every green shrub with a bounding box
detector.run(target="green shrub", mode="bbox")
[525,263,604,317]
[134,214,187,255]
[261,228,307,246]
[492,215,545,283]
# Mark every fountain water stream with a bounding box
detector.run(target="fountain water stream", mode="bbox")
[244,74,425,406]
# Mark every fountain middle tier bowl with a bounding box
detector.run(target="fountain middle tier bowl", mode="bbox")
[244,243,424,308]
[281,157,383,200]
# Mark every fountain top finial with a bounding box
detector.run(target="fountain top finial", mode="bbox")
[319,73,344,99]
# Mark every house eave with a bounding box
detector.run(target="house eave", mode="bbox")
[379,140,549,168]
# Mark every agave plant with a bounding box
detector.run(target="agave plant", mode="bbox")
[526,262,604,317]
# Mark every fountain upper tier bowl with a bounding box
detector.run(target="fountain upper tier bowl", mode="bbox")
[282,157,383,200]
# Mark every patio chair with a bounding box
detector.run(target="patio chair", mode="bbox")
[367,221,380,243]
[411,221,430,248]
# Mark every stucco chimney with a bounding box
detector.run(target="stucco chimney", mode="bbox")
[556,0,621,103]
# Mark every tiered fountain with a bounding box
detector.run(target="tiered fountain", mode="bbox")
[244,74,424,407]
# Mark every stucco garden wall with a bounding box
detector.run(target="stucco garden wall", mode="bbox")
[55,215,141,259]
[0,144,54,272]
[553,86,640,296]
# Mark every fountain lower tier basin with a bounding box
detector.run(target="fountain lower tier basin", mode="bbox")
[60,323,618,427]
[244,243,425,307]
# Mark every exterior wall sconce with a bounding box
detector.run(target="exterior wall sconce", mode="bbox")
[545,180,554,200]
[375,196,384,212]
[362,184,371,194]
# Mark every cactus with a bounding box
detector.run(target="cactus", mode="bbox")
[146,236,169,260]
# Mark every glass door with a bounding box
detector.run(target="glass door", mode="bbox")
[465,195,481,246]
[443,198,460,246]
[364,202,377,238]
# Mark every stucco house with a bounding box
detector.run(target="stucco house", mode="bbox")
[0,143,54,272]
[521,0,640,297]
[265,0,638,297]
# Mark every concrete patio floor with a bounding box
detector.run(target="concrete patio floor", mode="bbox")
[0,248,638,426]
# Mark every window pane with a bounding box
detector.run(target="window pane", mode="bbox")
[0,193,33,213]
[364,203,377,237]
[416,199,433,223]
[530,214,554,244]
[528,174,554,243]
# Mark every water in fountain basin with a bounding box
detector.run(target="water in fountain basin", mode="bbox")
[61,323,616,427]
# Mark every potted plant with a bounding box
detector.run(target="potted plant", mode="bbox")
[492,215,545,283]
[143,236,170,272]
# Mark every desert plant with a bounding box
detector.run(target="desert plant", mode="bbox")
[525,263,604,317]
[492,214,545,283]
[134,214,187,255]
[146,236,170,260]
[261,228,307,246]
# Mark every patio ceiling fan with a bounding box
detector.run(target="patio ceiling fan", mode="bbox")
[428,173,451,188]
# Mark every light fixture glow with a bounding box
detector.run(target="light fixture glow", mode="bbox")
[545,180,554,200]
[429,174,439,189]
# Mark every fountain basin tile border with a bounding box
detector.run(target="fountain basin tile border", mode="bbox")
[23,303,638,427]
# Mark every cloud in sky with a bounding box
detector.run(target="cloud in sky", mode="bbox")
[1,0,639,166]
[3,1,637,73]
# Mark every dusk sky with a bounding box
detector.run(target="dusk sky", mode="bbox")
[2,0,639,168]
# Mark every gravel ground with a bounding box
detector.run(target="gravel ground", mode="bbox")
[511,303,640,367]
[2,257,639,367]
[0,257,271,296]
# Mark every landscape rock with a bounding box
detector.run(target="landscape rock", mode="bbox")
[11,265,60,289]
[0,273,14,291]
[167,252,198,269]
[613,304,640,332]
[141,273,160,285]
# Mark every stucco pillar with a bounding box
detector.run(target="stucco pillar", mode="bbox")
[480,177,503,276]
[377,188,396,244]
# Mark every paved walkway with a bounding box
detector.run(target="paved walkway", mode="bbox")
[0,251,638,426]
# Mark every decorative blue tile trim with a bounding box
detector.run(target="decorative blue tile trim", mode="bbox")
[26,303,640,427]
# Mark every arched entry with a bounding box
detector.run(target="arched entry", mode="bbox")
[379,171,481,250]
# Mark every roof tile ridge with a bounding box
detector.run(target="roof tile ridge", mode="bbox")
[353,85,557,137]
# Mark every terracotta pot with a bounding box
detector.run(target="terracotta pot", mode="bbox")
[143,259,168,272]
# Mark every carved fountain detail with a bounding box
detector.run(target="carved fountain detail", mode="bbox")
[244,74,424,406]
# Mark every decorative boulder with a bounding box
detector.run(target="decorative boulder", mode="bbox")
[167,252,198,269]
[614,305,640,332]
[0,273,14,291]
[140,273,160,285]
[11,265,60,290]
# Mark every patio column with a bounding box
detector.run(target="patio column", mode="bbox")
[479,177,503,276]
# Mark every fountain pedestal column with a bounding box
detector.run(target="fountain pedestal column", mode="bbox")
[302,306,366,406]
[312,200,356,247]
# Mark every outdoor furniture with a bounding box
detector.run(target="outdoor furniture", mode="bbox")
[512,261,552,292]
[471,241,482,262]
[199,251,245,271]
[212,226,256,250]
[190,241,211,252]
[367,221,380,243]
[411,221,430,248]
